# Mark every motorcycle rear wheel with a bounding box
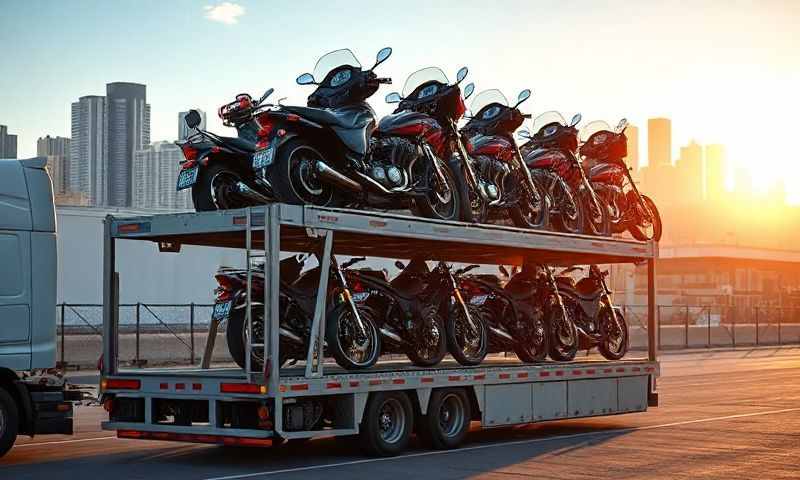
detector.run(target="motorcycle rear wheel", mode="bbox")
[629,195,663,242]
[546,304,579,361]
[411,159,463,222]
[446,304,488,366]
[268,138,339,207]
[598,309,629,360]
[192,162,249,211]
[326,303,381,369]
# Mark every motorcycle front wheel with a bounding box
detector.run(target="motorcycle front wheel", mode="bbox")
[326,303,381,370]
[405,305,448,367]
[446,304,488,366]
[629,195,663,242]
[411,159,463,222]
[512,308,549,363]
[546,303,579,362]
[580,190,611,237]
[509,178,550,230]
[598,308,629,360]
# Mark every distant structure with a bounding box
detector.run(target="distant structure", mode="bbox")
[0,125,18,158]
[705,144,726,200]
[37,135,71,194]
[69,83,151,207]
[676,140,703,204]
[647,118,671,168]
[179,110,206,141]
[70,95,107,205]
[625,124,639,176]
[132,141,191,210]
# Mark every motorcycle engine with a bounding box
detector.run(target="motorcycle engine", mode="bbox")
[369,137,416,188]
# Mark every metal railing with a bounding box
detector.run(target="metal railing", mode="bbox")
[56,303,800,368]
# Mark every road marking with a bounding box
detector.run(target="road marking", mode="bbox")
[202,407,800,480]
[15,435,117,448]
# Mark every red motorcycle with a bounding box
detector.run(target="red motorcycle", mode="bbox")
[519,112,610,236]
[579,119,662,241]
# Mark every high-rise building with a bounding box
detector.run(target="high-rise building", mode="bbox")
[132,141,192,210]
[105,82,150,207]
[647,118,671,168]
[0,125,18,158]
[179,110,206,141]
[705,144,726,200]
[676,140,703,204]
[625,124,639,174]
[70,95,106,205]
[37,135,71,194]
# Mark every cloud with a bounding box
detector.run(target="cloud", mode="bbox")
[204,2,245,25]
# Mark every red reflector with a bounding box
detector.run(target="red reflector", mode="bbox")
[616,368,626,373]
[391,378,405,385]
[572,370,583,376]
[539,371,551,377]
[175,383,185,390]
[104,379,141,390]
[349,381,360,387]
[326,382,341,389]
[421,377,434,383]
[632,367,641,372]
[118,223,141,233]
[277,128,286,137]
[193,383,202,391]
[233,216,247,225]
[555,371,565,376]
[586,369,596,375]
[220,383,263,394]
[473,374,485,381]
[286,114,300,122]
[369,379,382,386]
[448,375,461,382]
[604,368,613,373]
[499,373,511,379]
[181,144,198,160]
[289,384,308,391]
[517,372,529,379]
[159,383,168,390]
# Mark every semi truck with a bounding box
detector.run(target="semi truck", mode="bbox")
[99,203,659,456]
[0,157,79,458]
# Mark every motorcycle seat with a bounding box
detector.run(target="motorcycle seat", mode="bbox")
[356,269,388,282]
[574,278,603,301]
[218,135,256,153]
[284,105,373,130]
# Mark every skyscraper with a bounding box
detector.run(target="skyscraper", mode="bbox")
[676,140,703,204]
[70,95,106,205]
[705,144,726,200]
[625,124,639,174]
[0,125,18,158]
[647,118,671,168]
[105,82,150,207]
[179,110,206,141]
[37,135,71,194]
[132,141,191,210]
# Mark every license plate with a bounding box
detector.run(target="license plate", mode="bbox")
[176,166,199,190]
[470,294,489,306]
[212,300,233,321]
[352,292,370,302]
[252,146,275,169]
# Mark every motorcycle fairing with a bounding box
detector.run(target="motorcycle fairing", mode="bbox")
[469,134,516,162]
[283,103,377,156]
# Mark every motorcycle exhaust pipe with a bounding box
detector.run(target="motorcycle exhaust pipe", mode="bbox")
[379,327,405,345]
[488,325,515,343]
[279,327,304,344]
[315,161,363,192]
[235,182,274,204]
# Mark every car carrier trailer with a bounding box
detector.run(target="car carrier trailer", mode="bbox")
[99,203,659,456]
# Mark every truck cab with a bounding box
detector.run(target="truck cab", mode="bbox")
[0,157,75,458]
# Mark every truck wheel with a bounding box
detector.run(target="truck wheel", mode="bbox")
[359,392,413,456]
[0,387,19,458]
[419,388,471,450]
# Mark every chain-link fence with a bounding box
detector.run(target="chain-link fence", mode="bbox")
[56,303,800,368]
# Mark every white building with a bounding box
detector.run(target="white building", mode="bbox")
[37,135,71,194]
[70,95,106,205]
[179,110,206,141]
[132,141,192,211]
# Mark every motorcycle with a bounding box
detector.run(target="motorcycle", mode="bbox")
[254,47,465,221]
[555,264,629,360]
[346,257,488,366]
[579,118,663,241]
[176,90,278,211]
[211,254,381,371]
[519,112,611,236]
[459,89,550,229]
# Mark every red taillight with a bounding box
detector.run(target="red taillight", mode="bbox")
[256,113,274,138]
[220,383,265,394]
[102,378,141,391]
[214,274,241,290]
[181,144,198,161]
[459,281,483,299]
[464,138,474,154]
[286,114,300,122]
[351,280,365,293]
[256,139,269,150]
[103,398,114,412]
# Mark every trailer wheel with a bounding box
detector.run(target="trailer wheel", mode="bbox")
[359,392,413,456]
[0,387,19,458]
[419,388,471,450]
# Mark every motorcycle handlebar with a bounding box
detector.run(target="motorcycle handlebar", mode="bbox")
[341,256,367,269]
[455,264,480,276]
[375,77,392,84]
[522,114,532,119]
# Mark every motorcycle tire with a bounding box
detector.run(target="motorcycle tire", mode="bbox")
[226,308,264,371]
[446,304,488,366]
[411,158,465,222]
[580,190,611,237]
[267,138,339,207]
[325,303,381,370]
[405,306,448,367]
[512,307,549,363]
[536,173,582,234]
[629,195,663,242]
[598,308,629,360]
[192,162,248,211]
[509,180,550,230]
[546,304,579,362]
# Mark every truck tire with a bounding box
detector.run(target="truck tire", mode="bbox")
[419,388,471,450]
[359,391,413,456]
[0,387,19,458]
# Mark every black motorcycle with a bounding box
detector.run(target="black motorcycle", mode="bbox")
[212,254,381,371]
[460,89,549,229]
[519,112,610,236]
[346,257,487,366]
[176,90,278,211]
[253,47,465,221]
[555,264,628,360]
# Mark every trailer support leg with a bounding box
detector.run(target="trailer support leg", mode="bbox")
[647,257,658,406]
[102,216,118,376]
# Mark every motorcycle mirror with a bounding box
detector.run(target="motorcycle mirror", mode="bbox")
[456,66,468,84]
[463,82,475,100]
[373,47,392,68]
[385,92,402,104]
[296,73,316,85]
[616,118,628,133]
[394,260,406,270]
[515,89,532,106]
[517,128,531,139]
[258,88,274,105]
[569,113,582,127]
[498,265,509,277]
[184,109,203,129]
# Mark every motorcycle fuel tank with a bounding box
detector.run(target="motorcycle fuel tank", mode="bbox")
[377,111,446,157]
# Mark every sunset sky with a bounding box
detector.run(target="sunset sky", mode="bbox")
[1,0,798,202]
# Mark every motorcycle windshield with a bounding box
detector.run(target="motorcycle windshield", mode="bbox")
[312,48,362,82]
[579,120,613,143]
[470,89,508,117]
[402,67,450,98]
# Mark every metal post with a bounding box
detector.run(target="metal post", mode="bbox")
[647,258,657,362]
[305,230,333,379]
[190,303,195,364]
[684,305,689,349]
[60,303,66,368]
[731,305,736,347]
[245,207,253,377]
[707,308,711,348]
[266,204,282,393]
[102,215,118,376]
[755,306,759,345]
[135,302,141,365]
[657,305,662,350]
[778,307,782,346]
